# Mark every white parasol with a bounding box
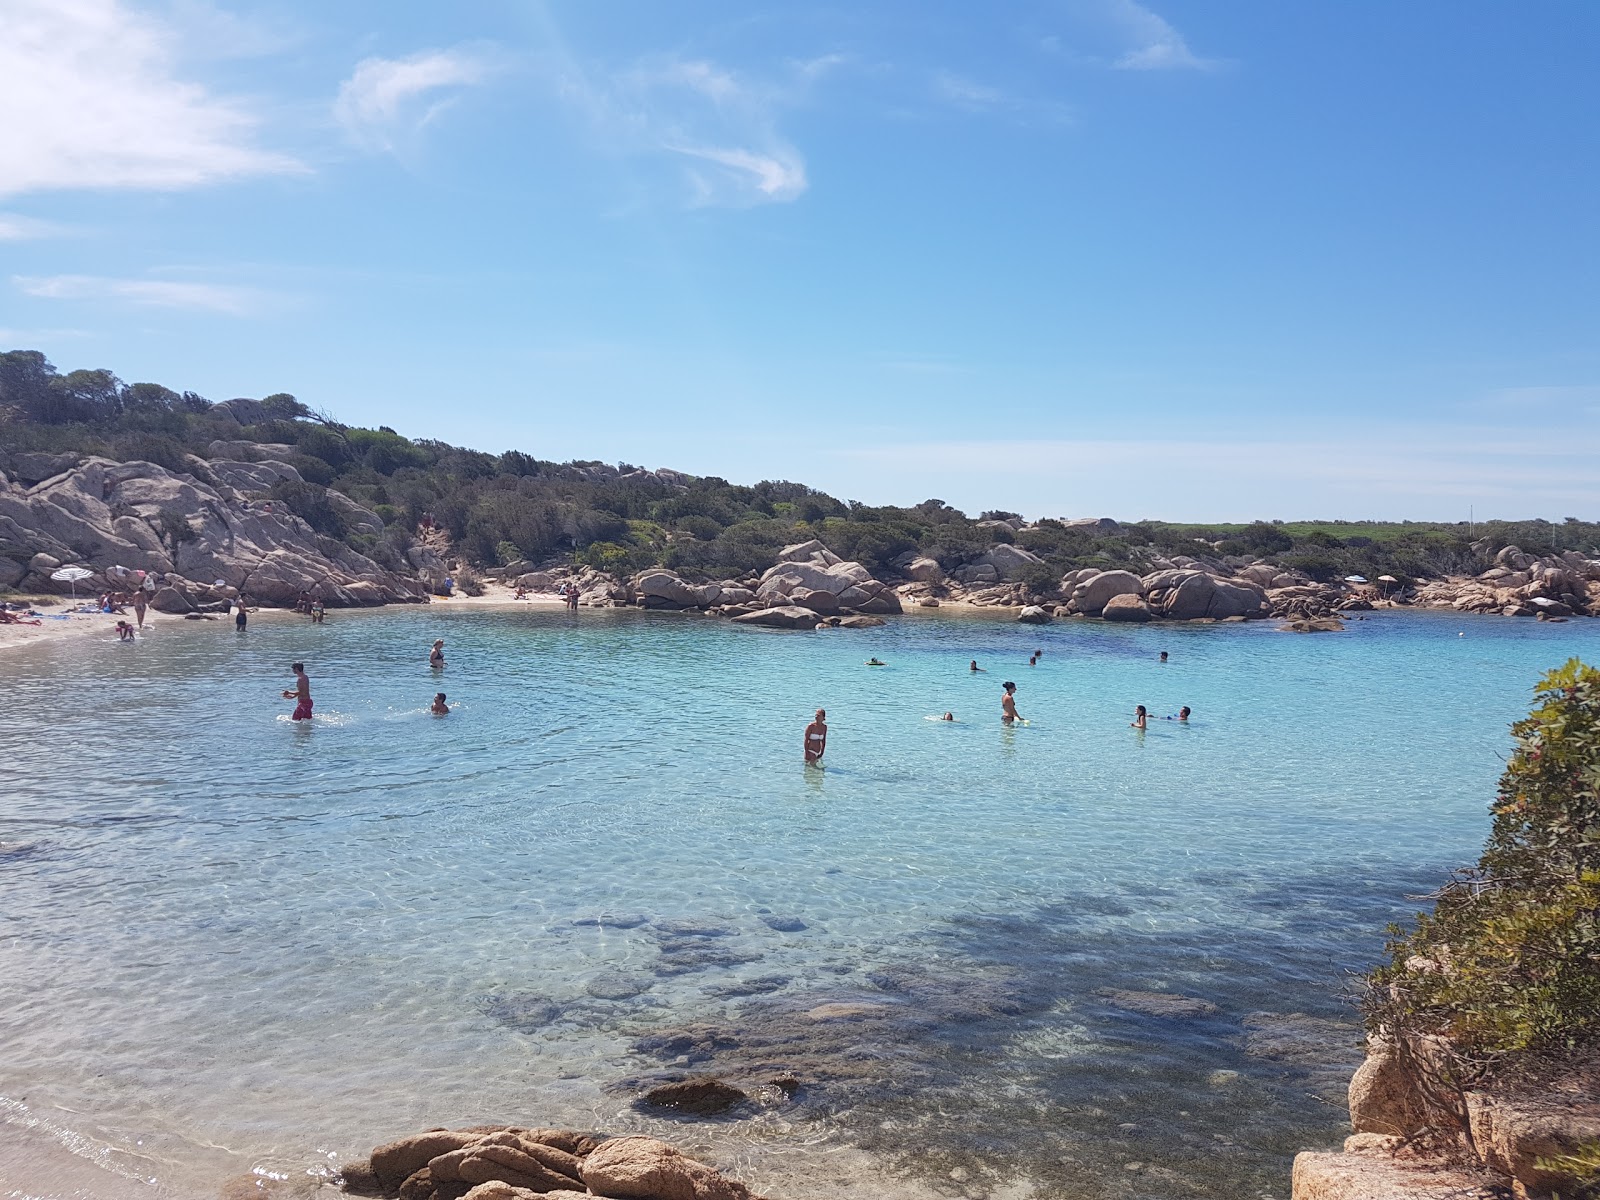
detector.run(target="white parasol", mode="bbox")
[49,565,94,601]
[1343,575,1368,585]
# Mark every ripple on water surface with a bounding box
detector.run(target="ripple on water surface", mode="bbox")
[1,607,1596,1198]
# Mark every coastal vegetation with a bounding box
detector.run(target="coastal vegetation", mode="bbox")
[1367,658,1600,1068]
[4,348,1599,587]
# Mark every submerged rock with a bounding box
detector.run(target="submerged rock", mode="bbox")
[1096,989,1222,1018]
[637,1077,750,1117]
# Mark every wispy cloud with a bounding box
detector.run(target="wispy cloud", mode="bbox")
[931,70,1074,124]
[554,54,815,207]
[334,47,498,152]
[0,213,70,241]
[1105,0,1214,71]
[0,0,302,197]
[13,274,271,316]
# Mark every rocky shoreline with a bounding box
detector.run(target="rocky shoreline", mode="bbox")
[5,453,1597,631]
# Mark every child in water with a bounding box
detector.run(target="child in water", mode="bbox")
[1131,705,1148,730]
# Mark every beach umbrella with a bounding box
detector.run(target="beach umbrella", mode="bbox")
[1343,574,1369,585]
[1377,573,1398,597]
[49,565,94,601]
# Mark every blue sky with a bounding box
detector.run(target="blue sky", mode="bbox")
[2,1,1596,521]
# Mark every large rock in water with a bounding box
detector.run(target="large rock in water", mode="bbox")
[1017,605,1052,624]
[1071,569,1144,615]
[0,456,427,606]
[1101,594,1151,622]
[731,605,821,629]
[581,1136,754,1200]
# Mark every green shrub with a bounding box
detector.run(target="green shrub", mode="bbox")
[1367,659,1600,1071]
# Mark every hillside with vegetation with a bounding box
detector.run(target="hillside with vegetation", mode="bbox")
[3,349,1597,590]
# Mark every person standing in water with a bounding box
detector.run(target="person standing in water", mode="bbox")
[235,592,248,631]
[1001,682,1022,723]
[283,662,313,721]
[430,639,446,668]
[1159,651,1168,663]
[804,708,828,763]
[133,591,147,629]
[1131,704,1148,730]
[970,660,984,672]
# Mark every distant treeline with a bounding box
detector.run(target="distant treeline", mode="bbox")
[3,349,1596,586]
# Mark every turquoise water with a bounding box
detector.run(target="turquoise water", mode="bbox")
[2,607,1596,1199]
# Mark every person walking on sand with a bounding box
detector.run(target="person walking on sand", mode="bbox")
[430,639,446,668]
[133,591,147,629]
[1131,704,1148,730]
[804,708,828,764]
[1001,682,1022,724]
[283,662,313,721]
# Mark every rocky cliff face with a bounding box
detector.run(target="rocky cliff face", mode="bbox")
[0,454,428,606]
[1292,1037,1600,1200]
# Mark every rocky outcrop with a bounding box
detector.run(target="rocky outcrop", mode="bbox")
[755,542,901,615]
[1069,569,1144,615]
[952,543,1043,584]
[1292,1038,1600,1200]
[1102,594,1152,622]
[1144,569,1269,620]
[1017,604,1052,624]
[0,456,426,606]
[340,1126,758,1200]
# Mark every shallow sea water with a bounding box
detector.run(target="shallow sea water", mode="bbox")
[3,606,1597,1200]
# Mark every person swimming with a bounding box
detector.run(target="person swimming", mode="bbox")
[1162,706,1192,722]
[866,658,886,666]
[1001,682,1022,723]
[970,660,984,672]
[1131,704,1148,730]
[941,712,955,721]
[431,692,449,715]
[804,708,828,763]
[1159,651,1168,663]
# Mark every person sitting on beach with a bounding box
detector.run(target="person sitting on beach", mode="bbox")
[866,657,886,666]
[1001,682,1022,723]
[430,639,446,668]
[1131,704,1148,730]
[970,660,984,672]
[431,692,449,715]
[804,708,828,763]
[0,608,41,626]
[282,662,313,721]
[515,586,527,600]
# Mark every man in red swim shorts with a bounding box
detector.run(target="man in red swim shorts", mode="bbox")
[283,661,313,721]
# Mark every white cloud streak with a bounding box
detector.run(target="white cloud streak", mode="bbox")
[556,54,813,207]
[13,274,269,316]
[1105,0,1213,71]
[0,213,69,241]
[334,48,497,152]
[0,0,302,197]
